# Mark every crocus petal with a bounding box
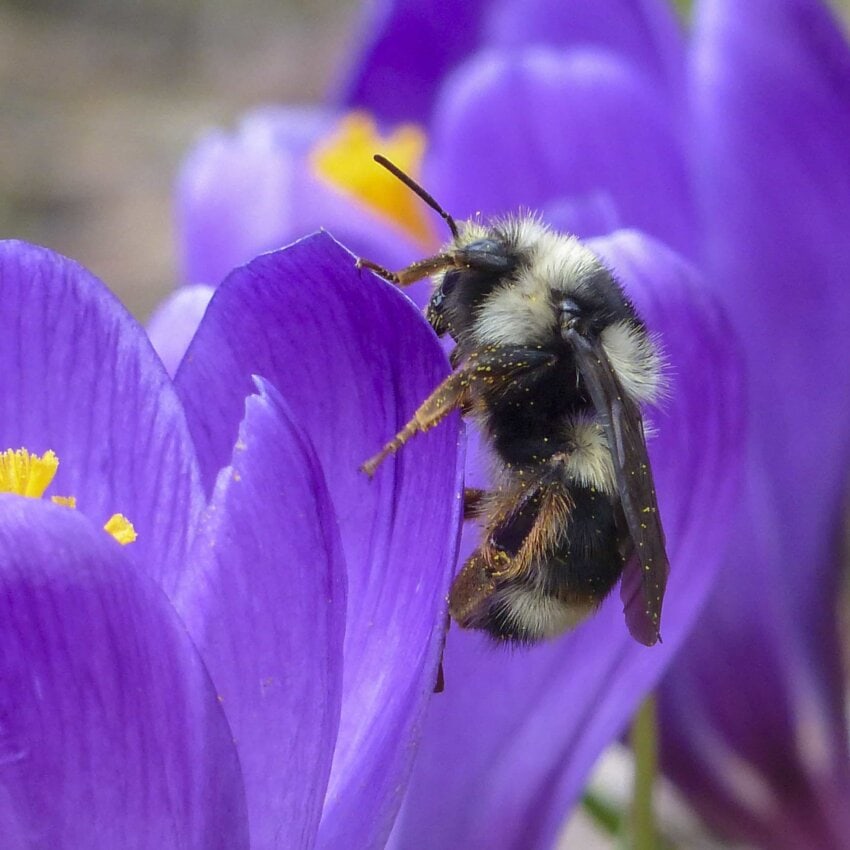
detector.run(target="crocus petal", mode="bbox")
[176,108,424,288]
[174,232,464,847]
[336,0,684,123]
[146,283,214,377]
[485,0,685,94]
[659,1,850,844]
[426,48,695,256]
[660,471,850,850]
[174,378,346,849]
[177,117,297,286]
[333,0,493,124]
[389,231,743,850]
[542,192,623,241]
[0,241,205,594]
[0,495,248,848]
[690,0,850,601]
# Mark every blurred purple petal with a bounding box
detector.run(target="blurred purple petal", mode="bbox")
[176,117,296,286]
[0,241,204,595]
[176,108,424,287]
[336,0,684,123]
[426,48,695,255]
[147,283,214,376]
[661,469,850,850]
[0,495,248,848]
[174,232,464,847]
[389,231,743,850]
[175,378,346,848]
[542,192,623,240]
[692,0,850,525]
[659,1,850,843]
[333,0,492,124]
[485,0,685,93]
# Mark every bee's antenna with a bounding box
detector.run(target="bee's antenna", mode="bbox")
[374,154,459,239]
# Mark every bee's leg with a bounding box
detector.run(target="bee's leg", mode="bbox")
[358,241,515,288]
[361,347,557,476]
[448,546,508,628]
[357,253,456,287]
[492,455,573,581]
[360,367,473,476]
[478,453,572,583]
[450,465,571,629]
[463,488,488,519]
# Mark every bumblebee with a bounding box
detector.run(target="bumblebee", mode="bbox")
[360,156,668,646]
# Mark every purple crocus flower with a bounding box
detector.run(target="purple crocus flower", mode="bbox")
[0,235,463,847]
[657,3,850,848]
[174,109,426,295]
[170,0,850,846]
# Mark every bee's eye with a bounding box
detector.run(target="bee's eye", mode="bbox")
[441,270,461,296]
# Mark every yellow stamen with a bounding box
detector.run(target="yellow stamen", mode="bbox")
[310,112,435,246]
[103,514,137,546]
[0,448,59,498]
[1,447,137,546]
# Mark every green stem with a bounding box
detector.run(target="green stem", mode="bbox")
[629,695,658,850]
[671,0,692,22]
[581,790,624,838]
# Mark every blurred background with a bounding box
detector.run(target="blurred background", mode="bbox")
[0,0,358,318]
[0,0,847,317]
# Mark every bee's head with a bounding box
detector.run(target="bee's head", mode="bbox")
[424,268,457,335]
[426,237,517,339]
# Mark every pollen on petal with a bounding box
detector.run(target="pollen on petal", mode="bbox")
[0,448,59,498]
[310,111,436,246]
[51,495,77,508]
[104,513,138,545]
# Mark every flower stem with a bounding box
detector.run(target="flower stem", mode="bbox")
[629,695,658,850]
[581,790,623,837]
[671,0,692,22]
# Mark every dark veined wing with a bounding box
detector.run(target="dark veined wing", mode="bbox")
[565,329,669,645]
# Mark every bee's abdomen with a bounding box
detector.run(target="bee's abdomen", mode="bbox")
[545,485,625,601]
[466,487,629,644]
[474,582,595,643]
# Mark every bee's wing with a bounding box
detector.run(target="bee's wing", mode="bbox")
[618,546,661,646]
[565,330,669,646]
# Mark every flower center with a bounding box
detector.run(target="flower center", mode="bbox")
[310,112,436,246]
[0,448,137,545]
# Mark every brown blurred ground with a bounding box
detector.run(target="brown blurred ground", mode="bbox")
[1,0,849,322]
[0,0,357,319]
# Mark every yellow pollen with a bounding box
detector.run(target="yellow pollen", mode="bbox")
[1,447,136,545]
[0,448,59,497]
[310,112,435,246]
[103,514,137,546]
